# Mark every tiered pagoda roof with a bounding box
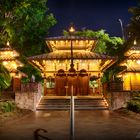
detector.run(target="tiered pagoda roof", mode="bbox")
[28,51,114,60]
[0,44,23,74]
[28,35,116,78]
[45,36,97,52]
[120,44,140,72]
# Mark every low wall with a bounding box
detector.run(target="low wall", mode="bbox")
[103,83,131,110]
[103,89,131,110]
[15,83,42,111]
[110,91,130,110]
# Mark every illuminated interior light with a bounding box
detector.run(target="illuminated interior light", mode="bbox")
[3,61,8,65]
[75,40,78,44]
[137,60,140,64]
[69,26,75,33]
[134,39,137,45]
[86,40,89,44]
[6,41,10,46]
[89,40,93,44]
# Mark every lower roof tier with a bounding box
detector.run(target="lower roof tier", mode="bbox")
[28,51,116,78]
[120,59,140,71]
[28,51,115,60]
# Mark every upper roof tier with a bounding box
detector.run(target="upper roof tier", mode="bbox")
[0,45,23,73]
[45,36,97,52]
[125,44,140,57]
[0,47,19,60]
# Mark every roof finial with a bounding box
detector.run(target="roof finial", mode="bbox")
[69,23,75,34]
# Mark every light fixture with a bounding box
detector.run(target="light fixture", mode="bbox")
[137,60,140,64]
[69,26,75,33]
[134,39,137,45]
[6,41,10,46]
[2,61,8,65]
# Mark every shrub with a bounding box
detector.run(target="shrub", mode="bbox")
[0,101,16,113]
[127,100,140,113]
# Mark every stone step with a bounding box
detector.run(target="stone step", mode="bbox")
[37,104,107,107]
[39,102,106,106]
[40,99,104,103]
[40,99,104,101]
[40,97,104,100]
[36,97,108,111]
[37,106,108,110]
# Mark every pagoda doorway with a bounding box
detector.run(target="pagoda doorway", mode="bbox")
[44,69,95,96]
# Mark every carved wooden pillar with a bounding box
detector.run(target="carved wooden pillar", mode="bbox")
[13,77,21,92]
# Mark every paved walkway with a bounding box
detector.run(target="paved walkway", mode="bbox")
[0,110,140,140]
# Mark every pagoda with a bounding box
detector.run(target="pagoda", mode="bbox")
[119,41,140,90]
[28,27,116,96]
[0,42,23,91]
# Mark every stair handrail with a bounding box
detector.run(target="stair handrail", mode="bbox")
[34,128,51,140]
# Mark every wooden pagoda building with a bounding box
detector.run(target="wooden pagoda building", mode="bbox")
[28,28,116,96]
[119,43,140,90]
[0,42,23,91]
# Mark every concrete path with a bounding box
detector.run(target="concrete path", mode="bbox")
[0,110,140,140]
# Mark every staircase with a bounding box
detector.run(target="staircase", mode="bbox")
[36,96,108,111]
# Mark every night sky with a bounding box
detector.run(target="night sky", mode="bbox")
[47,0,137,37]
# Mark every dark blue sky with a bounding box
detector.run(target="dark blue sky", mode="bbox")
[47,0,137,37]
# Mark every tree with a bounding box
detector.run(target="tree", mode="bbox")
[63,29,124,83]
[64,29,124,56]
[128,0,140,42]
[0,0,56,56]
[0,63,11,94]
[0,0,57,82]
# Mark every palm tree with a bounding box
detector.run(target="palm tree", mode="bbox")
[128,1,140,41]
[0,63,11,95]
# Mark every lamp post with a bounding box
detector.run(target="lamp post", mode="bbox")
[69,25,75,140]
[118,19,125,40]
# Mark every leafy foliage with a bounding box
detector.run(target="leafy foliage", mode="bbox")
[0,0,56,55]
[63,29,124,82]
[126,90,140,113]
[0,63,11,93]
[64,29,124,56]
[0,0,56,82]
[128,0,140,42]
[127,100,140,113]
[0,100,16,112]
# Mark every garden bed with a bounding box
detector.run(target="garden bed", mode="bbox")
[0,100,32,126]
[115,107,140,120]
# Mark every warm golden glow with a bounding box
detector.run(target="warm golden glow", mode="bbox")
[0,50,19,60]
[134,39,137,45]
[124,49,140,56]
[137,60,140,64]
[123,73,140,90]
[33,59,102,78]
[69,26,75,33]
[121,60,140,71]
[7,41,10,46]
[0,46,23,75]
[48,40,95,51]
[100,60,112,71]
[29,35,116,79]
[2,60,23,72]
[2,61,8,65]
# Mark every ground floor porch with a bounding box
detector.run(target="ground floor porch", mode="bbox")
[43,70,102,96]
